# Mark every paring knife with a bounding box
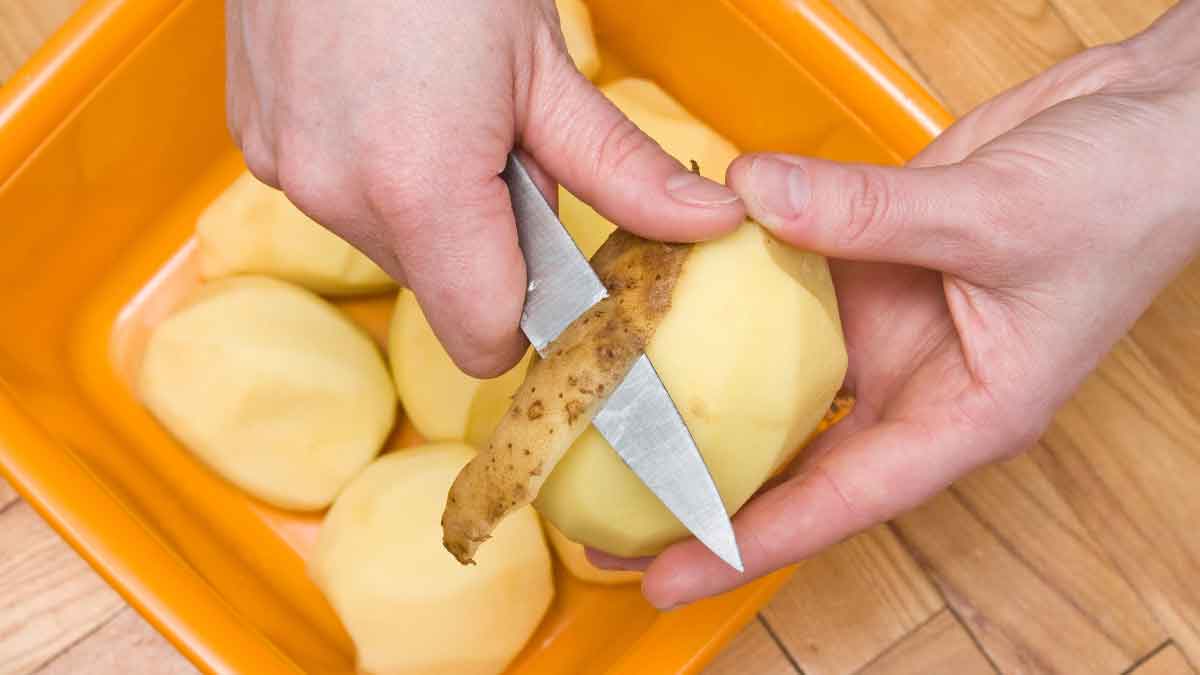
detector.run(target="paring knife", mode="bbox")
[502,153,743,572]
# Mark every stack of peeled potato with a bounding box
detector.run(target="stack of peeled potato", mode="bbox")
[136,1,847,673]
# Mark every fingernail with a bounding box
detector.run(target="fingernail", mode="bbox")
[665,171,740,207]
[748,155,809,226]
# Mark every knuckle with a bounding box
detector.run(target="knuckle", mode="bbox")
[836,168,895,249]
[1084,43,1142,87]
[590,116,656,181]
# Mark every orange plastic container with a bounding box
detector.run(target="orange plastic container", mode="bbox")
[0,1,951,673]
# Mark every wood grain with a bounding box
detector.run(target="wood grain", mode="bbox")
[856,611,995,675]
[704,619,798,675]
[824,0,945,102]
[1128,263,1200,422]
[864,0,1086,115]
[1048,0,1177,46]
[35,607,198,675]
[0,501,125,674]
[893,453,1166,674]
[762,525,942,675]
[1035,336,1200,667]
[0,0,80,83]
[1128,643,1196,675]
[0,1,1195,674]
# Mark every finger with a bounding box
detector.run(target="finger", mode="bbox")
[520,60,745,242]
[363,155,528,378]
[640,415,992,610]
[585,404,871,574]
[727,153,999,274]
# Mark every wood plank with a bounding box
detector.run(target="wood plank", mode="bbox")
[35,607,195,675]
[825,0,946,103]
[704,618,798,675]
[953,454,1165,654]
[1035,336,1200,667]
[865,0,1086,114]
[893,453,1167,675]
[0,501,125,675]
[0,0,81,83]
[762,525,943,675]
[1048,0,1175,46]
[1128,263,1200,422]
[856,610,995,675]
[1129,643,1196,675]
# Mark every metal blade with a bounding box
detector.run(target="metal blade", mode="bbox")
[503,154,607,354]
[502,152,743,572]
[593,355,743,572]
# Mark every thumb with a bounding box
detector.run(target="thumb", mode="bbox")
[727,153,997,273]
[519,63,745,241]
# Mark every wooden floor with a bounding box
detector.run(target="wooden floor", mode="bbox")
[1,1,1196,674]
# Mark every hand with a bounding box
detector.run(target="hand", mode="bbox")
[225,0,744,376]
[591,1,1200,608]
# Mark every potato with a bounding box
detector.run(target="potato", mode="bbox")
[536,224,847,556]
[557,78,741,258]
[138,276,396,510]
[556,0,600,79]
[197,171,394,296]
[445,222,847,560]
[387,289,531,442]
[443,232,691,563]
[310,444,553,675]
[545,521,640,585]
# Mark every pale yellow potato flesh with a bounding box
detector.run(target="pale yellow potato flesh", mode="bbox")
[557,78,741,258]
[535,223,848,557]
[310,444,553,675]
[442,232,690,564]
[544,521,641,585]
[138,276,396,511]
[197,171,394,296]
[556,0,600,79]
[387,290,531,442]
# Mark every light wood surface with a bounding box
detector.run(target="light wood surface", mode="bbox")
[1,1,1196,674]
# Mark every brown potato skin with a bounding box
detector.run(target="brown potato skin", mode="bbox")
[442,231,690,564]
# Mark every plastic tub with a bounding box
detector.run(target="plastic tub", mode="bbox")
[0,1,950,672]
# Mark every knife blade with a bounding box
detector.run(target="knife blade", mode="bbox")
[502,153,743,572]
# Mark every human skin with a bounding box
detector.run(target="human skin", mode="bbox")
[590,0,1200,609]
[224,0,745,377]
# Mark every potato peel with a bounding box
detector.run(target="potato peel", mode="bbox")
[442,231,691,564]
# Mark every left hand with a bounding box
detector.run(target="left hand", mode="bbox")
[590,1,1200,608]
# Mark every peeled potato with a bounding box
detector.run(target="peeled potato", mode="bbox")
[556,0,600,79]
[197,171,394,296]
[536,224,847,556]
[138,276,396,510]
[442,232,691,563]
[557,78,741,258]
[445,221,847,559]
[545,521,640,585]
[388,289,531,443]
[311,444,553,675]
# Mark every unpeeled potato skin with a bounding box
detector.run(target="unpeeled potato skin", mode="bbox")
[138,275,396,511]
[197,171,394,296]
[535,223,848,557]
[310,444,553,675]
[442,232,691,564]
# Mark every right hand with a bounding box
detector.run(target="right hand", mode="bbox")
[225,0,746,376]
